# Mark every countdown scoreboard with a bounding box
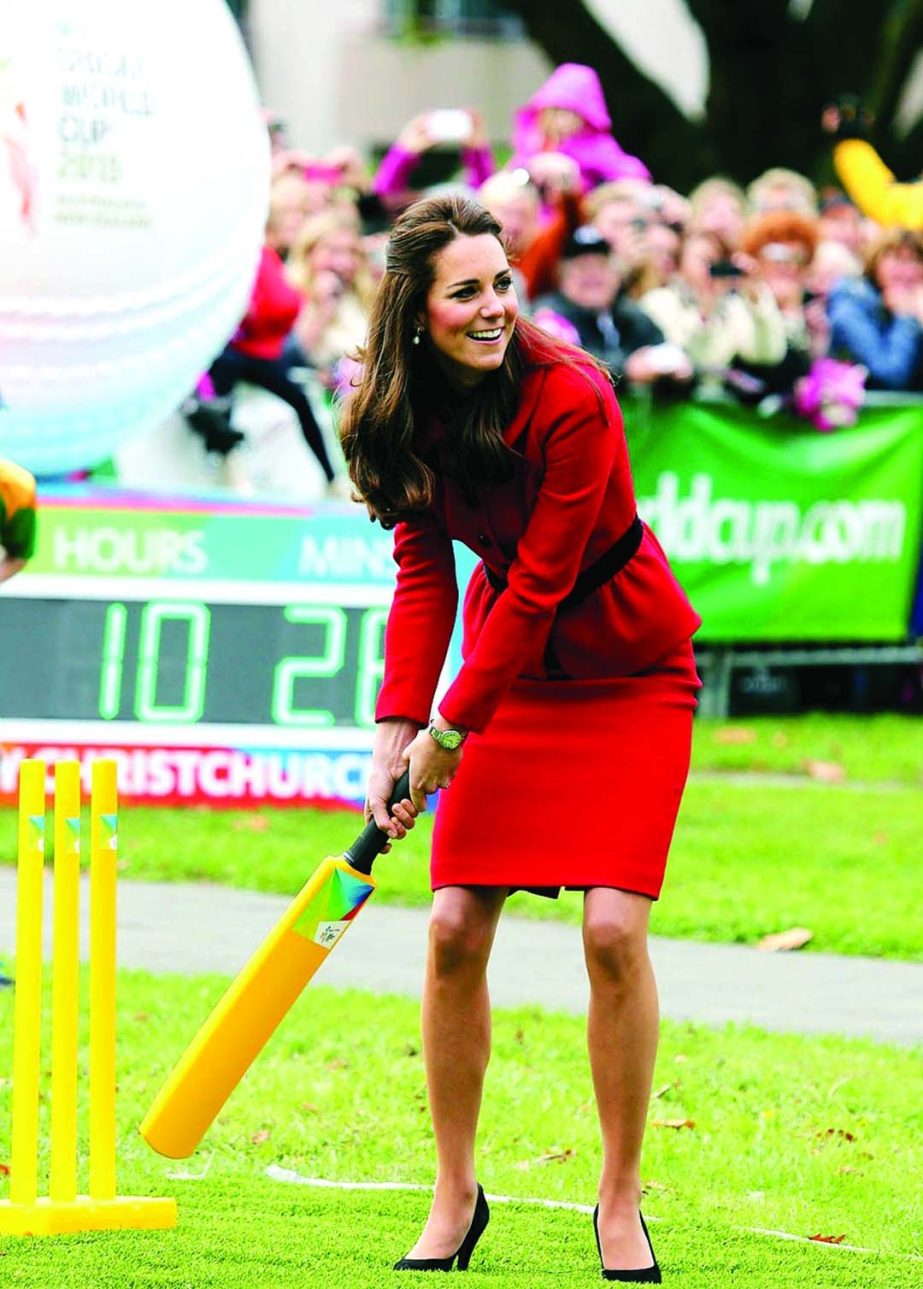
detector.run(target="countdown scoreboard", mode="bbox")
[0,489,460,807]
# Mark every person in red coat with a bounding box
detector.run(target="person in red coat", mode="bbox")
[208,182,339,488]
[341,195,700,1282]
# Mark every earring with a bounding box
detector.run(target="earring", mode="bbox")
[412,328,422,346]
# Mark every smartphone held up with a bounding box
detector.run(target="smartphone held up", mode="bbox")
[427,108,473,144]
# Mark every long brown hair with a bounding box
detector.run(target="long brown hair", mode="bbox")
[340,193,599,527]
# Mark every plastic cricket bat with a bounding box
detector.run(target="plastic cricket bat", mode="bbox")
[139,772,410,1159]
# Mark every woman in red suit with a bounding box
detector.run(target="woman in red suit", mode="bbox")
[342,195,700,1282]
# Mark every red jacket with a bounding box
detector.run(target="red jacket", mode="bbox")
[375,355,700,733]
[231,244,301,361]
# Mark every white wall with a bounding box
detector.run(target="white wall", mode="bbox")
[336,36,551,153]
[248,0,379,153]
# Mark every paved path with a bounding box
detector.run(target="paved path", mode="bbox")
[0,872,920,1046]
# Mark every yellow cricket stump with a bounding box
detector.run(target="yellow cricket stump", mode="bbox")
[0,759,177,1237]
[0,1196,179,1238]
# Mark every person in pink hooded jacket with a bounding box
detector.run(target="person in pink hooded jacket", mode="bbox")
[508,63,651,195]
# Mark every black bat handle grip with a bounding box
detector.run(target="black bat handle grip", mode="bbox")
[345,770,412,875]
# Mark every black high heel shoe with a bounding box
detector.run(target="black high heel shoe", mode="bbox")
[593,1206,662,1283]
[393,1184,490,1272]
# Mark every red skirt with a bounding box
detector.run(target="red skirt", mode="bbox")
[430,641,699,901]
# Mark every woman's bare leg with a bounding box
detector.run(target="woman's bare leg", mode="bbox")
[401,884,507,1260]
[583,887,660,1270]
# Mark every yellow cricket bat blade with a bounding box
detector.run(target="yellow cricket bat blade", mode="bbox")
[139,774,407,1160]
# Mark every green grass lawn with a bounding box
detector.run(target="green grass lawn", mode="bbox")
[690,712,922,785]
[0,971,920,1287]
[104,777,920,960]
[0,716,920,960]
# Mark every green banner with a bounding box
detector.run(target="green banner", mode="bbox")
[626,400,923,642]
[25,401,923,645]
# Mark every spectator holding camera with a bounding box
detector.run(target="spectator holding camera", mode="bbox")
[734,211,824,394]
[687,176,747,251]
[262,170,313,260]
[626,219,683,299]
[585,180,656,272]
[534,226,693,387]
[585,182,688,299]
[266,107,372,215]
[287,209,376,377]
[638,230,786,391]
[373,109,494,209]
[827,228,923,391]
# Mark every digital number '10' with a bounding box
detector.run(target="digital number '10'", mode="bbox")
[99,601,210,723]
[98,601,387,728]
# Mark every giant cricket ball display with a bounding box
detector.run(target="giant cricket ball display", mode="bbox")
[0,0,269,474]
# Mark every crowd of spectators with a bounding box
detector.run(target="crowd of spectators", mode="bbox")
[190,67,923,483]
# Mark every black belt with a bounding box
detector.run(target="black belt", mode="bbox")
[483,513,643,609]
[482,513,644,676]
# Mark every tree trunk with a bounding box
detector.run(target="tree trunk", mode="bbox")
[499,0,922,190]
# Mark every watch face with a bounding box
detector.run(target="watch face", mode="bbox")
[430,726,462,750]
